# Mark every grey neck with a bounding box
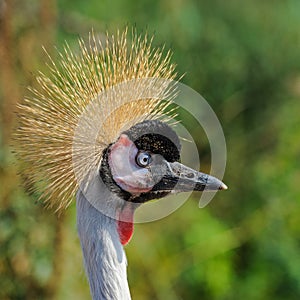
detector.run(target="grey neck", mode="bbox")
[76,191,131,300]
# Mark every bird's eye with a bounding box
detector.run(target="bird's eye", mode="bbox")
[136,151,152,167]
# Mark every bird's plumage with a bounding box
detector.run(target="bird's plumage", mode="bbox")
[77,190,131,300]
[15,29,177,211]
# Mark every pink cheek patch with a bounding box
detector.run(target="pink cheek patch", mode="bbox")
[108,134,155,194]
[117,134,132,147]
[113,176,153,193]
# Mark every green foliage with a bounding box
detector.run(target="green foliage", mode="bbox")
[1,0,300,299]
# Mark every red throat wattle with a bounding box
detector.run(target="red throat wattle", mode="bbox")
[117,204,134,245]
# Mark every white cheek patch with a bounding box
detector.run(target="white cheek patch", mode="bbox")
[108,134,156,194]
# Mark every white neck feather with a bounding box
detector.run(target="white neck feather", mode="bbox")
[76,190,131,300]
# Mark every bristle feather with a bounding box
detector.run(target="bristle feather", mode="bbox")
[15,28,177,211]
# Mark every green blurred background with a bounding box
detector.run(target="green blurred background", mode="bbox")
[1,0,300,299]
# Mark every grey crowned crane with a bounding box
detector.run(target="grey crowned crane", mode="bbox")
[15,29,227,299]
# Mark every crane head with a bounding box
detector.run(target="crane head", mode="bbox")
[15,28,227,215]
[100,119,227,204]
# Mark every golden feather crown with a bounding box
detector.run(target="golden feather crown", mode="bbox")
[15,29,177,211]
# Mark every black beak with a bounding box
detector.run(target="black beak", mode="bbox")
[151,160,227,193]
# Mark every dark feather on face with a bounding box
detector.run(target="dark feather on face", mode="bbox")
[123,120,181,162]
